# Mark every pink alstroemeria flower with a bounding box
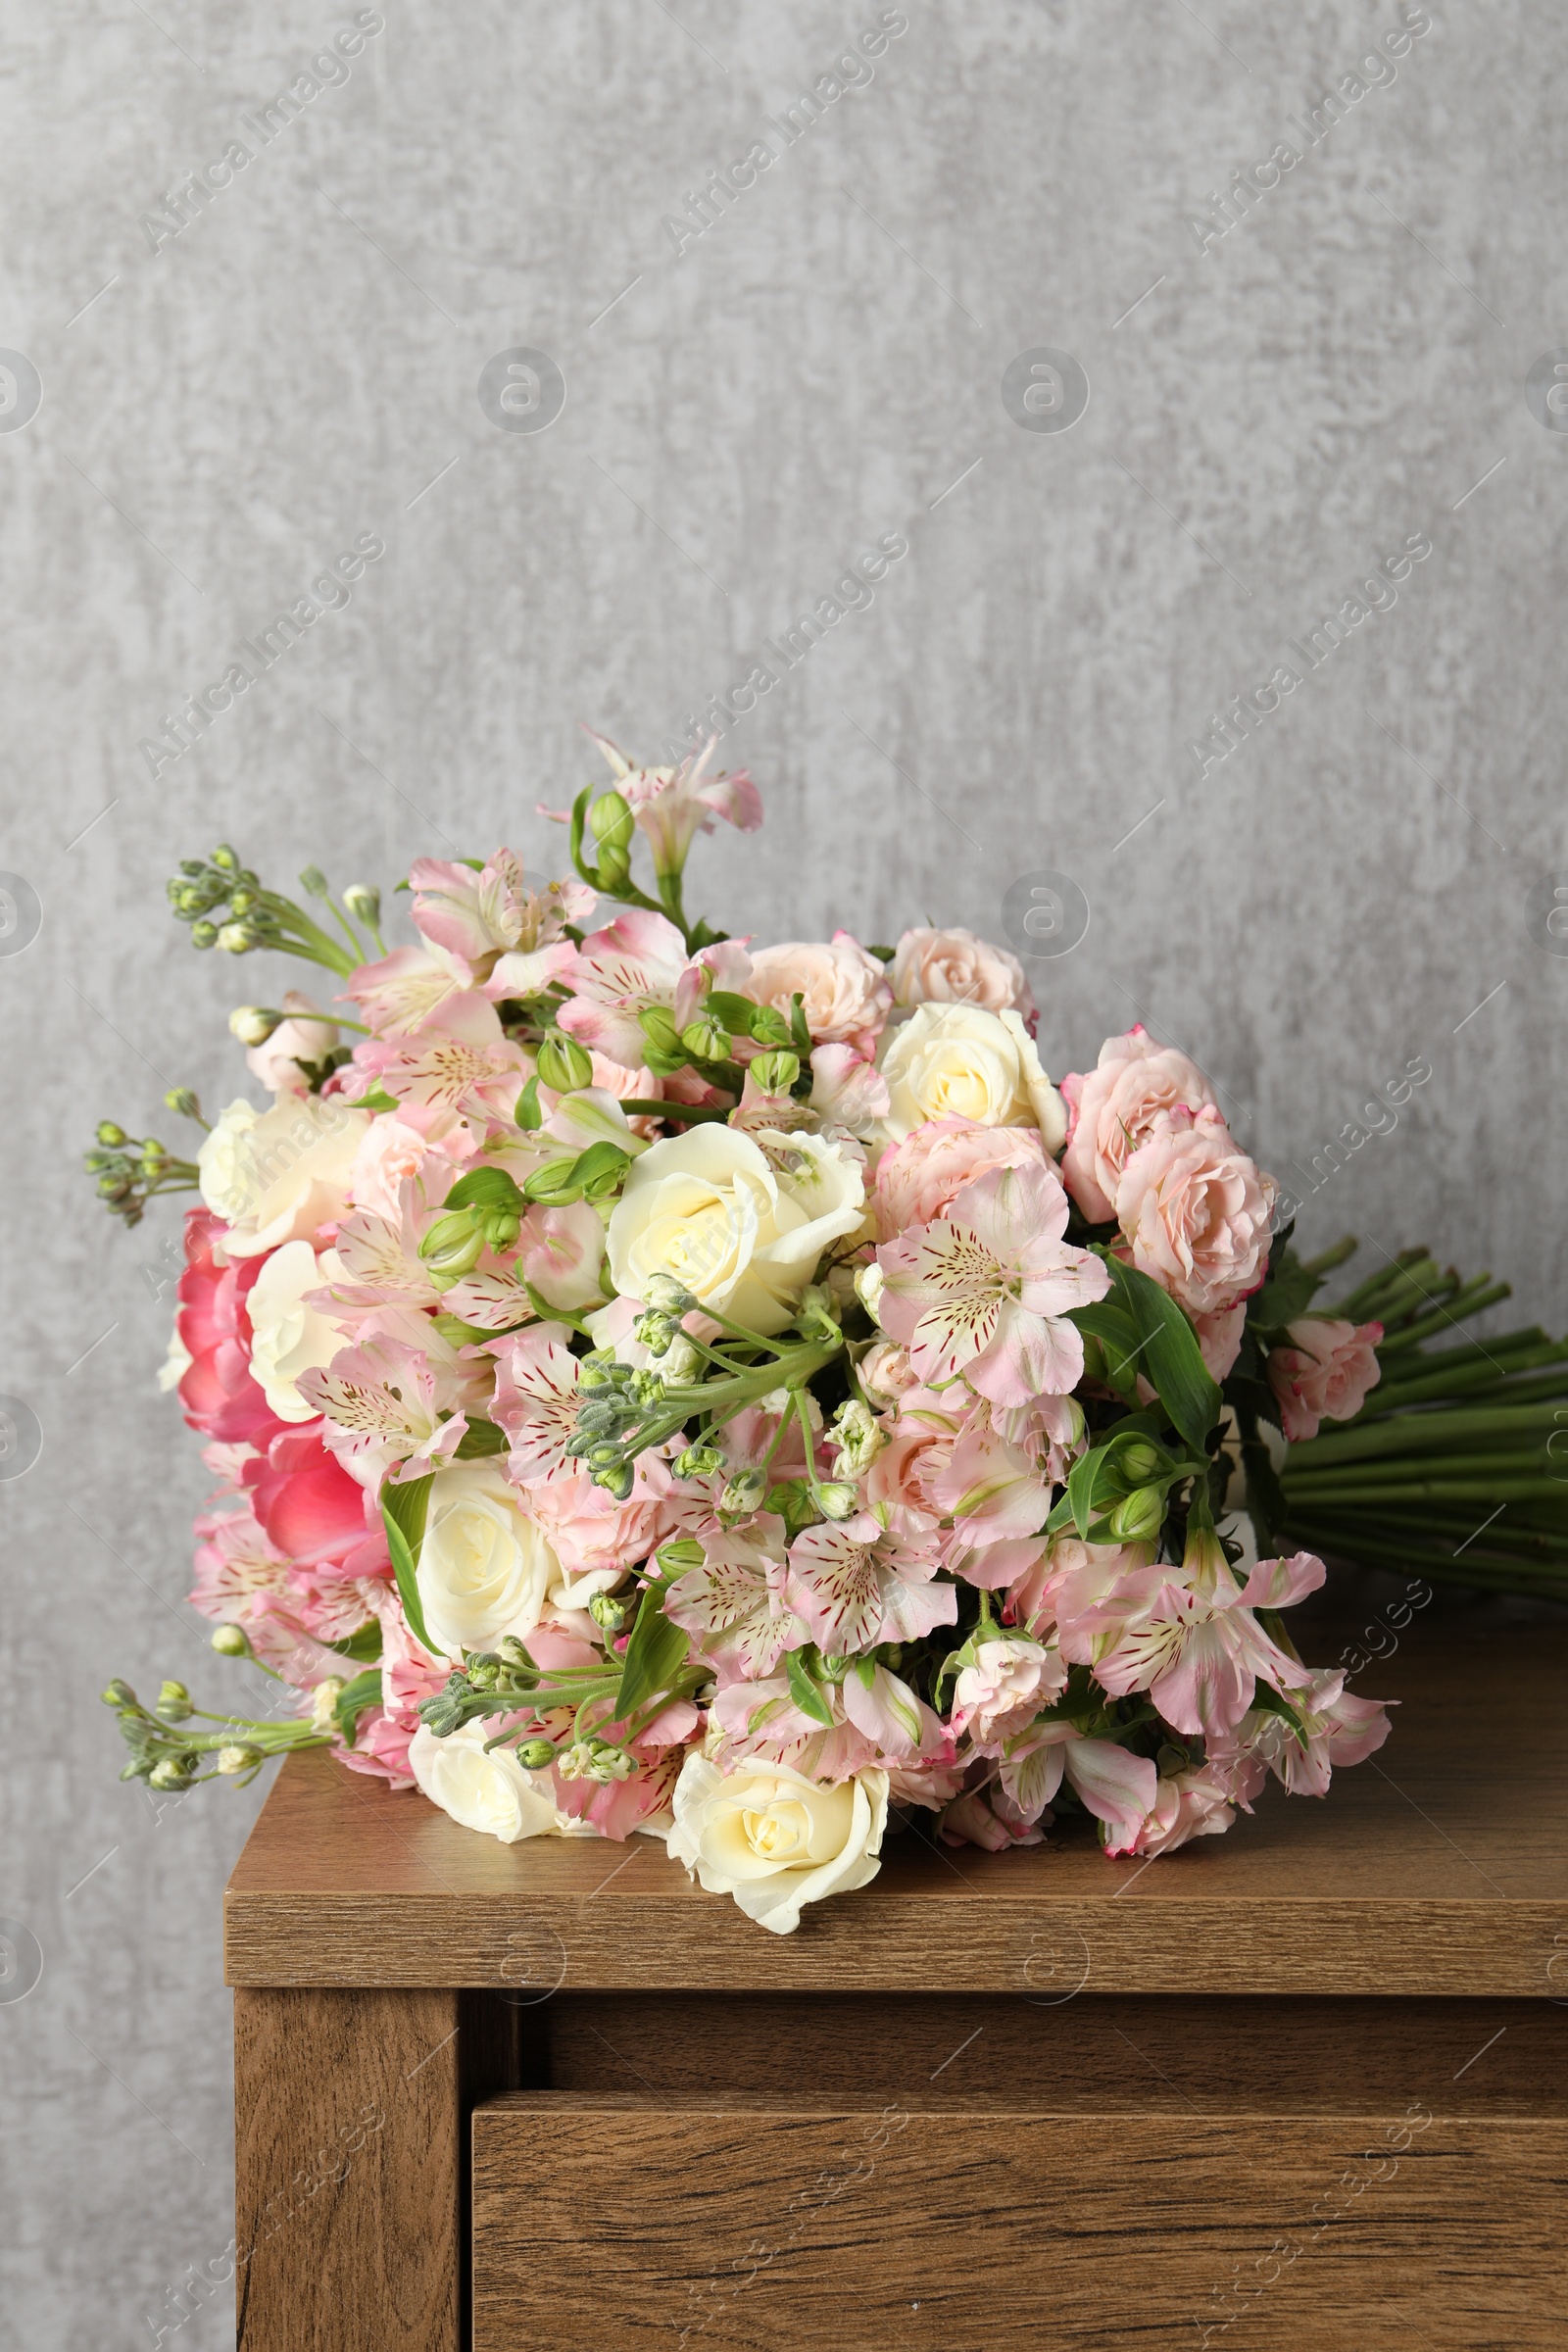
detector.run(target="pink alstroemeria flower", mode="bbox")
[1214,1665,1393,1802]
[877,1160,1110,1407]
[996,1724,1159,1855]
[298,1336,469,1486]
[785,1515,957,1652]
[556,908,691,1069]
[410,848,595,983]
[584,727,762,878]
[663,1516,805,1683]
[348,995,527,1139]
[1061,1537,1325,1742]
[490,1323,586,1484]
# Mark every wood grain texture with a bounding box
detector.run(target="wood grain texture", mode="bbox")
[471,2091,1568,2352]
[232,1987,463,2352]
[540,1991,1568,2115]
[225,1624,1568,1993]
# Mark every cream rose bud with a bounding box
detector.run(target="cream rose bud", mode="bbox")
[408,1720,563,1844]
[891,925,1033,1019]
[606,1124,865,1337]
[877,1003,1067,1152]
[199,1093,370,1258]
[667,1753,889,1935]
[245,990,340,1096]
[246,1240,350,1422]
[416,1461,563,1660]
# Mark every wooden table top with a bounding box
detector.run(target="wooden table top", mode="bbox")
[224,1618,1568,1995]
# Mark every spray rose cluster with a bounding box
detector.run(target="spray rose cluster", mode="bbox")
[93,731,1391,1933]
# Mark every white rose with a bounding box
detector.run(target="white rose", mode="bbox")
[197,1099,260,1222]
[416,1461,561,1660]
[199,1093,370,1258]
[666,1753,889,1935]
[877,1003,1067,1151]
[408,1720,562,1843]
[246,1240,350,1423]
[157,1320,192,1395]
[606,1124,864,1337]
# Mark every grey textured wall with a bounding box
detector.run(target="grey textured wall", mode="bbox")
[3,0,1563,2339]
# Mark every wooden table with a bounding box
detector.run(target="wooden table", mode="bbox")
[225,1618,1568,2350]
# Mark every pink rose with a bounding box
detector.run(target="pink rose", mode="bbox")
[858,1340,918,1406]
[891,926,1033,1020]
[872,1115,1047,1241]
[1266,1318,1383,1442]
[1194,1301,1248,1382]
[246,992,340,1095]
[1059,1026,1220,1225]
[860,1387,963,1535]
[1115,1105,1277,1318]
[348,1116,431,1221]
[746,931,893,1051]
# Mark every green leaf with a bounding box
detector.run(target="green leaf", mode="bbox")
[355,1083,401,1113]
[444,1166,526,1214]
[1069,1298,1146,1402]
[1105,1256,1220,1451]
[786,1647,836,1726]
[324,1621,384,1664]
[382,1473,436,1657]
[333,1668,382,1745]
[1249,1248,1321,1333]
[453,1416,509,1459]
[613,1584,691,1723]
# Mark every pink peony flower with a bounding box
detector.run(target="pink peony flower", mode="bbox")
[173,1212,288,1448]
[872,1115,1047,1241]
[1059,1026,1221,1225]
[745,932,893,1053]
[877,1160,1109,1407]
[891,926,1034,1020]
[1114,1105,1277,1318]
[1266,1318,1383,1442]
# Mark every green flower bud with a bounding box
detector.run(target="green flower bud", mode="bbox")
[190,920,219,950]
[477,1206,521,1252]
[466,1656,502,1690]
[178,858,206,879]
[585,1441,625,1470]
[521,1156,585,1206]
[216,1745,262,1775]
[535,1032,594,1093]
[97,1173,132,1200]
[164,1087,202,1123]
[747,1004,795,1051]
[654,1538,705,1576]
[576,1352,617,1391]
[595,841,632,891]
[418,1208,486,1281]
[588,791,634,854]
[748,1050,800,1094]
[719,1468,767,1515]
[678,1014,728,1063]
[139,1139,167,1165]
[595,1461,635,1501]
[342,883,381,927]
[517,1738,557,1769]
[211,844,239,871]
[673,1444,723,1480]
[419,1694,464,1738]
[1119,1441,1164,1484]
[637,1004,682,1059]
[1107,1485,1165,1543]
[298,864,330,898]
[641,1273,697,1316]
[95,1119,128,1148]
[588,1592,626,1634]
[149,1756,195,1790]
[815,1481,859,1521]
[217,921,260,954]
[227,887,257,916]
[632,1309,677,1356]
[228,1005,282,1046]
[156,1679,193,1721]
[211,1623,251,1657]
[498,1635,536,1669]
[628,1368,665,1408]
[100,1679,136,1709]
[120,1757,156,1781]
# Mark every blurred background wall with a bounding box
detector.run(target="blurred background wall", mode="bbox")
[3,1,1564,2339]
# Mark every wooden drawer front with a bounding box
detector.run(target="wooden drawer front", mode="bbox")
[472,2091,1567,2352]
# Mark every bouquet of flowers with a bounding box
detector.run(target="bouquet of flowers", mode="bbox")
[92,731,1403,1935]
